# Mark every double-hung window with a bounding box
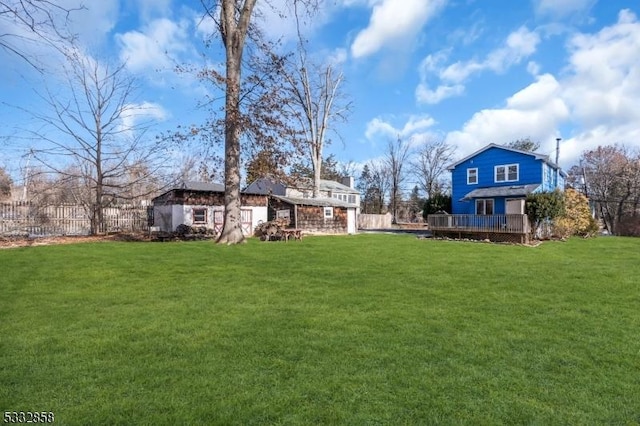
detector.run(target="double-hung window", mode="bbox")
[324,206,333,219]
[495,164,519,182]
[467,168,478,184]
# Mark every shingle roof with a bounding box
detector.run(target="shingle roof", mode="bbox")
[180,181,225,192]
[284,178,358,194]
[318,179,359,194]
[271,195,357,208]
[462,184,541,200]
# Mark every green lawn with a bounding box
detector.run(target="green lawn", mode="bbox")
[1,235,639,425]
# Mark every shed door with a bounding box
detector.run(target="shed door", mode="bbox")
[347,208,356,234]
[506,199,525,215]
[213,210,224,235]
[241,209,252,235]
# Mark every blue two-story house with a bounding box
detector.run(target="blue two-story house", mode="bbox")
[448,143,566,215]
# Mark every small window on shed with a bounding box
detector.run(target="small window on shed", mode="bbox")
[324,206,333,219]
[192,208,207,224]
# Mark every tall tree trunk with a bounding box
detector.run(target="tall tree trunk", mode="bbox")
[94,119,103,235]
[312,148,321,198]
[217,52,245,243]
[216,0,256,244]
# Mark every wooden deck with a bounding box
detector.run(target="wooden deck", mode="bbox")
[427,214,531,243]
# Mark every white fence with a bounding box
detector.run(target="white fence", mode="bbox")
[0,202,150,236]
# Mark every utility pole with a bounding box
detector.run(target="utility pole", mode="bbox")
[22,149,33,201]
[555,137,561,187]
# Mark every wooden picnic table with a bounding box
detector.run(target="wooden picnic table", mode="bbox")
[280,228,303,241]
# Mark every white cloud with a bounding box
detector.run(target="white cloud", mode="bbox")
[416,26,540,104]
[442,9,640,167]
[416,83,465,104]
[441,27,540,83]
[533,0,595,18]
[351,0,447,58]
[562,9,640,127]
[445,74,569,159]
[365,114,437,142]
[527,61,541,76]
[550,8,640,165]
[327,48,348,66]
[116,18,192,74]
[120,101,169,135]
[59,0,120,47]
[136,0,172,22]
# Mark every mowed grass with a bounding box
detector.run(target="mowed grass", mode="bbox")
[1,234,639,425]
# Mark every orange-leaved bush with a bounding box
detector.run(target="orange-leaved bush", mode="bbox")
[554,188,599,238]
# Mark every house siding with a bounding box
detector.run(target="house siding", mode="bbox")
[151,188,268,233]
[268,198,350,234]
[451,146,557,214]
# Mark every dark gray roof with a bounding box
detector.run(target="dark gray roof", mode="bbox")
[272,195,357,208]
[463,184,540,200]
[180,181,225,192]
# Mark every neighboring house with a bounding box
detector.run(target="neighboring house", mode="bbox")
[245,176,359,234]
[151,181,268,235]
[448,144,566,215]
[245,176,360,211]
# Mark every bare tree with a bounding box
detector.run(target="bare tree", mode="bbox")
[577,145,640,235]
[411,138,455,200]
[357,160,390,214]
[28,50,165,234]
[202,0,258,244]
[506,138,540,152]
[0,165,12,200]
[198,0,321,244]
[279,6,350,197]
[0,0,79,70]
[385,136,411,223]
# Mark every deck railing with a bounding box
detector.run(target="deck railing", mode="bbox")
[428,214,531,234]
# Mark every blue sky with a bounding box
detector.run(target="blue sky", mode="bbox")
[1,0,640,187]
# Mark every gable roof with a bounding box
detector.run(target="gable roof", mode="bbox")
[447,143,563,172]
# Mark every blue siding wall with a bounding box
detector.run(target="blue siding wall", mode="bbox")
[540,163,566,192]
[451,147,546,214]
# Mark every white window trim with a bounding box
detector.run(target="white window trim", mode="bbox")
[475,199,494,215]
[467,168,478,185]
[494,163,519,183]
[192,207,207,224]
[324,206,333,219]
